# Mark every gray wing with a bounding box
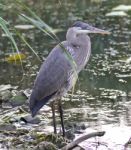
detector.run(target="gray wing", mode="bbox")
[31,42,73,102]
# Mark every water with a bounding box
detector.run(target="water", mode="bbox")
[0,0,131,128]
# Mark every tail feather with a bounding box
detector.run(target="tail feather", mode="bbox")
[29,92,56,117]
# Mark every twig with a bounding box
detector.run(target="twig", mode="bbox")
[61,131,105,150]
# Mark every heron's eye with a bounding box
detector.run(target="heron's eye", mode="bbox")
[76,34,79,37]
[72,44,80,49]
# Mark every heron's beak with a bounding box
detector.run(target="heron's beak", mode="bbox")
[86,27,111,35]
[76,26,111,35]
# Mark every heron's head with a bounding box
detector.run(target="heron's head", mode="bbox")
[66,21,110,45]
[72,21,110,35]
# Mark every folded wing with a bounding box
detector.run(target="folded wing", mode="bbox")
[29,42,73,116]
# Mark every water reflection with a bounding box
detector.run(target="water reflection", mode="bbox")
[64,91,131,127]
[0,0,131,127]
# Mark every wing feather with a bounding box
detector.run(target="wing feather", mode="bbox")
[30,42,73,103]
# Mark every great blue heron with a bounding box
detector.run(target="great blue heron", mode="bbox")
[29,21,110,136]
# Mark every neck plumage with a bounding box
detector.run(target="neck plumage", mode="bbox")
[66,28,91,72]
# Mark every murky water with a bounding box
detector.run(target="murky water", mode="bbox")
[0,0,131,129]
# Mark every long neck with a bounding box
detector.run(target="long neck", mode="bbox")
[66,28,91,72]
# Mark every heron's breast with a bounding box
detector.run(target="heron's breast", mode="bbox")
[55,71,77,98]
[66,45,90,72]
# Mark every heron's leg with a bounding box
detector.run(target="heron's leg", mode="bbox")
[58,99,65,137]
[51,101,57,134]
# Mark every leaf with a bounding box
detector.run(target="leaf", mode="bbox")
[106,11,128,17]
[10,94,27,107]
[112,5,131,11]
[14,24,35,30]
[5,53,26,61]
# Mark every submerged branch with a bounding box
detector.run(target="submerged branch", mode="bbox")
[61,131,105,150]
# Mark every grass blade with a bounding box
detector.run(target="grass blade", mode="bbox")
[0,17,19,55]
[16,31,42,62]
[20,14,55,40]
